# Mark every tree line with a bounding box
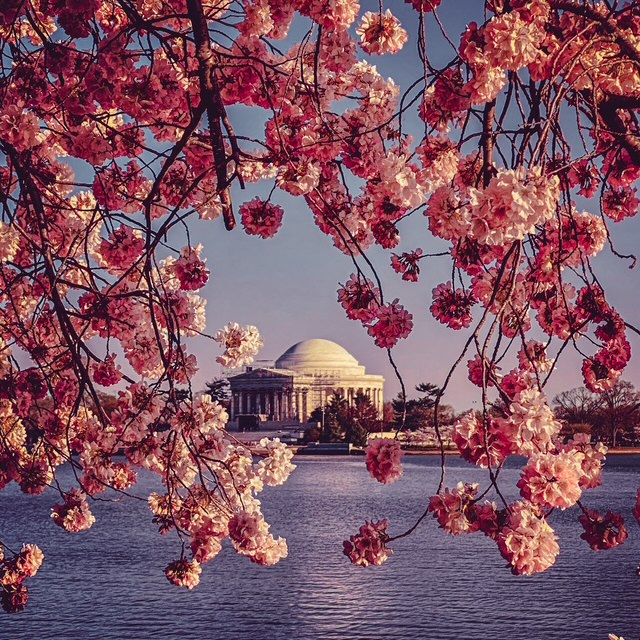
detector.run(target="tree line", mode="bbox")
[202,377,640,449]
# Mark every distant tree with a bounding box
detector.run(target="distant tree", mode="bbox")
[309,392,380,445]
[204,378,231,406]
[553,387,600,426]
[553,382,640,446]
[415,382,443,408]
[302,424,321,444]
[431,404,456,428]
[80,390,119,417]
[308,394,346,443]
[392,382,443,430]
[592,382,640,447]
[307,405,323,424]
[346,393,380,445]
[382,402,396,428]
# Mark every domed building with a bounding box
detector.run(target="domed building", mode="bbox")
[228,339,384,423]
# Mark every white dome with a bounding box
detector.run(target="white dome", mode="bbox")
[275,339,365,375]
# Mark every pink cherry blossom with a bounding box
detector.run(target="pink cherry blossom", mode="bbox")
[337,275,380,325]
[429,483,480,535]
[483,9,546,71]
[557,434,607,490]
[568,159,600,198]
[430,282,475,330]
[228,511,288,566]
[579,510,628,551]
[365,438,404,484]
[92,355,122,387]
[602,188,639,222]
[367,300,413,348]
[13,545,44,579]
[503,387,562,456]
[467,167,559,246]
[517,451,583,510]
[239,198,285,238]
[1,583,29,613]
[276,160,321,196]
[356,10,408,55]
[496,502,559,576]
[255,438,297,487]
[391,249,423,282]
[214,323,263,368]
[343,519,392,567]
[405,0,441,12]
[518,340,554,374]
[164,559,202,590]
[99,225,144,273]
[172,245,209,291]
[51,488,96,533]
[452,412,511,468]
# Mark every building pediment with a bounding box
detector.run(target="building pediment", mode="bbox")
[229,368,294,381]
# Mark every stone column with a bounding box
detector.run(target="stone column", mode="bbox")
[297,391,302,422]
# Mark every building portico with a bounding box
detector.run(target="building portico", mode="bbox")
[228,339,384,423]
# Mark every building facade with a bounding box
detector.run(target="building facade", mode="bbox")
[228,339,384,423]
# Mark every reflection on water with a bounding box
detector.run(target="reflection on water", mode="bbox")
[2,455,640,640]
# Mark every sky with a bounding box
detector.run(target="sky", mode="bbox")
[184,0,640,412]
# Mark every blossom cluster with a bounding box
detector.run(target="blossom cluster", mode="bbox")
[343,519,392,567]
[0,545,44,612]
[239,198,285,238]
[356,10,408,56]
[338,277,414,349]
[214,323,263,368]
[442,376,619,575]
[365,439,404,484]
[51,488,96,533]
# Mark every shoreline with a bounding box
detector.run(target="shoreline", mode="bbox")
[291,446,640,456]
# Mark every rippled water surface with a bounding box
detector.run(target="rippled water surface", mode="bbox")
[2,455,640,640]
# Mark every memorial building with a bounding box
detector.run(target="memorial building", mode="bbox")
[228,339,384,423]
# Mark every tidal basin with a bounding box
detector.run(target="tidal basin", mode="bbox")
[3,455,640,640]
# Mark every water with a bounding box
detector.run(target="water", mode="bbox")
[1,455,640,640]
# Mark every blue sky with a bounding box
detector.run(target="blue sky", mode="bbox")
[184,0,640,411]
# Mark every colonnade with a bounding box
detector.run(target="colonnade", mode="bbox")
[333,386,383,412]
[230,385,384,422]
[230,389,308,422]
